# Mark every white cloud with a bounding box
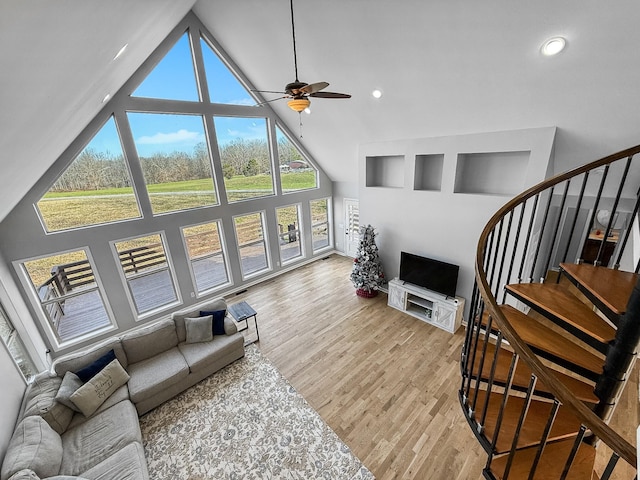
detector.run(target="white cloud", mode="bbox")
[137,129,204,145]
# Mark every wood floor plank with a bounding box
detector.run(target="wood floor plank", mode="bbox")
[223,254,637,479]
[227,254,486,479]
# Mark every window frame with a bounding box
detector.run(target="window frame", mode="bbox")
[180,219,232,296]
[233,211,271,280]
[275,203,304,265]
[110,231,182,319]
[310,197,333,253]
[0,301,37,381]
[14,247,117,350]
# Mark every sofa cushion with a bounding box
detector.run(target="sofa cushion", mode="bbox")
[55,372,83,413]
[21,373,73,435]
[185,316,213,344]
[8,472,89,480]
[0,416,63,480]
[70,360,130,417]
[65,385,129,431]
[60,401,141,476]
[224,316,238,335]
[80,442,149,480]
[74,350,115,382]
[121,318,178,364]
[53,339,127,376]
[172,297,227,343]
[199,309,226,335]
[178,334,244,373]
[126,347,189,404]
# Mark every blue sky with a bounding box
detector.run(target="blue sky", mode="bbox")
[85,33,265,159]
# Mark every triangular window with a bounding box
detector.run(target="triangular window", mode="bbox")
[276,125,318,192]
[132,33,199,102]
[201,37,255,106]
[36,116,141,232]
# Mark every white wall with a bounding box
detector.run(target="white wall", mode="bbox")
[358,127,556,316]
[0,342,26,462]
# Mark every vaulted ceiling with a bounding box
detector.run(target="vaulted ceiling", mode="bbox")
[2,0,640,222]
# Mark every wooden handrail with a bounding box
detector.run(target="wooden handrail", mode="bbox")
[474,144,640,468]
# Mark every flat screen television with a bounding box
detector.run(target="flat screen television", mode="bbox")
[399,251,459,298]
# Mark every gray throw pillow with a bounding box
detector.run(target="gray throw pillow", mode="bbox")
[70,359,130,417]
[55,371,83,413]
[185,315,213,344]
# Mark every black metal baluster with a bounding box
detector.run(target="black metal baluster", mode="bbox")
[542,180,571,278]
[464,303,486,404]
[502,204,525,303]
[560,172,589,265]
[488,353,519,458]
[478,333,504,431]
[502,374,538,479]
[527,400,560,480]
[529,187,555,283]
[596,156,632,266]
[471,314,494,416]
[518,195,539,283]
[496,210,514,302]
[599,452,620,480]
[559,425,587,480]
[489,219,505,297]
[614,186,640,269]
[582,164,609,264]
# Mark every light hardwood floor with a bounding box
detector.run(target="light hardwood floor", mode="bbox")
[227,253,638,480]
[229,254,486,479]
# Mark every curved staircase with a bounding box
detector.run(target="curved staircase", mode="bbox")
[460,145,640,479]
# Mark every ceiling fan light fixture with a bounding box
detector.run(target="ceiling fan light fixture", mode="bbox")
[288,98,311,112]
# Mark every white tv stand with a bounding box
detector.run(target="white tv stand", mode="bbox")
[387,278,465,333]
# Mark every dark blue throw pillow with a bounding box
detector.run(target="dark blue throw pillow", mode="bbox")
[75,349,116,382]
[199,310,226,336]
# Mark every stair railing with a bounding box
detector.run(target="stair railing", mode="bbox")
[460,144,640,478]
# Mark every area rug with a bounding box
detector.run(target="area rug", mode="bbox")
[140,344,375,479]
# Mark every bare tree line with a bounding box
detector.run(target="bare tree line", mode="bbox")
[50,138,305,192]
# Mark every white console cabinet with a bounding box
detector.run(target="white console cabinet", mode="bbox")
[387,278,465,333]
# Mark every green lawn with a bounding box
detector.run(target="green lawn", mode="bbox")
[42,172,316,198]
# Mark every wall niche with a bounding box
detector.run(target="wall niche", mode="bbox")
[454,151,530,195]
[414,154,444,191]
[365,155,405,188]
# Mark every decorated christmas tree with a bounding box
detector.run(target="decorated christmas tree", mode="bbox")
[350,224,384,297]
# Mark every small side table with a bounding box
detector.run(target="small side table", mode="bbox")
[228,301,259,344]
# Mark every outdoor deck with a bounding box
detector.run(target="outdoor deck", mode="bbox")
[54,241,315,342]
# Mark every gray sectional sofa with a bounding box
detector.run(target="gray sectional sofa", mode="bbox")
[1,298,245,480]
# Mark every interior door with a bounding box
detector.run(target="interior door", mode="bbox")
[344,198,360,258]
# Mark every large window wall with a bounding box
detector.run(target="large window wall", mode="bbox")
[0,13,333,355]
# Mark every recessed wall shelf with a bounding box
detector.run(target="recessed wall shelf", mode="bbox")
[366,155,405,188]
[454,151,530,195]
[414,154,444,191]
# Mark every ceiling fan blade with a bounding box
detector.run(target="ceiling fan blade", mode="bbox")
[309,91,351,99]
[300,81,329,94]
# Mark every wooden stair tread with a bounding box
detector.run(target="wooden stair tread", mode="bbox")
[560,262,637,316]
[474,390,584,454]
[483,306,604,380]
[471,343,598,404]
[489,437,596,479]
[505,283,615,344]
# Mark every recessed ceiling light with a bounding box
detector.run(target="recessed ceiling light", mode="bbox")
[113,43,128,61]
[304,107,311,114]
[102,93,111,103]
[372,89,383,99]
[541,37,566,56]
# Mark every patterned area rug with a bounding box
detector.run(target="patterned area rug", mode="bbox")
[140,344,375,479]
